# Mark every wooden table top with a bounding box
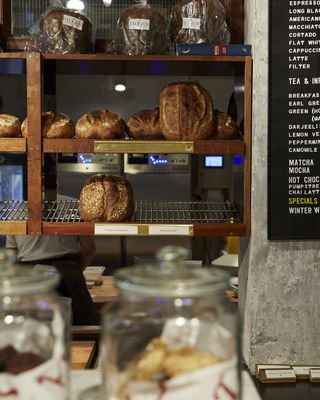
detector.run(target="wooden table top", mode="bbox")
[88,276,238,305]
[88,276,119,305]
[71,341,96,370]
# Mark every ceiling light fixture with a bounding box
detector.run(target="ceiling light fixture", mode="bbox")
[102,0,113,6]
[114,83,126,92]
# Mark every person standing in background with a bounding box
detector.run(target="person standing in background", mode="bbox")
[6,228,99,326]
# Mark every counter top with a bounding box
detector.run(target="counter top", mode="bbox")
[71,370,262,400]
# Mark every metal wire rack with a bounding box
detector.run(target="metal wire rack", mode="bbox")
[0,201,28,221]
[42,200,242,223]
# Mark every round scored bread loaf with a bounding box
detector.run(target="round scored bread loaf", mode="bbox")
[75,109,127,139]
[38,8,93,54]
[159,82,215,140]
[170,0,231,45]
[214,111,239,140]
[0,113,21,137]
[127,109,164,140]
[79,174,134,223]
[21,111,75,138]
[114,3,170,55]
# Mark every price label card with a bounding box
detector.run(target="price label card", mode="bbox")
[95,224,138,235]
[310,369,320,380]
[182,17,201,30]
[149,225,191,236]
[256,364,290,374]
[63,15,84,30]
[128,18,150,31]
[265,369,296,379]
[292,366,317,378]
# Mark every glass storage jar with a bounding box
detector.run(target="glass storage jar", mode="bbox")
[101,246,240,400]
[0,249,70,399]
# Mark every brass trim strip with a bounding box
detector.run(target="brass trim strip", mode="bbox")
[94,141,194,153]
[0,222,27,235]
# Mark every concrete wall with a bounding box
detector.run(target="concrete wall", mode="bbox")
[239,0,320,373]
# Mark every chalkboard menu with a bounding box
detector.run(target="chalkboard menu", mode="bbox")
[269,1,320,239]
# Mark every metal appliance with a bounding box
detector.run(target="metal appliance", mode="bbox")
[123,153,192,266]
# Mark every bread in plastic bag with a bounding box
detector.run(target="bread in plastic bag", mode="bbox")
[27,0,93,54]
[170,0,231,45]
[114,0,171,55]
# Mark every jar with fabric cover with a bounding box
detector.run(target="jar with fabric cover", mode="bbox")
[100,246,240,400]
[0,249,70,399]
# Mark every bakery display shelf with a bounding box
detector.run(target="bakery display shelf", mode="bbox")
[42,199,244,237]
[42,54,249,63]
[42,54,248,77]
[0,138,26,152]
[43,139,245,155]
[0,200,28,234]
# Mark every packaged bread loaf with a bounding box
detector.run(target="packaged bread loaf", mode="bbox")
[0,113,21,137]
[114,0,170,55]
[28,5,93,54]
[21,111,75,138]
[170,0,231,45]
[75,109,127,139]
[79,174,134,222]
[159,82,215,140]
[127,109,164,140]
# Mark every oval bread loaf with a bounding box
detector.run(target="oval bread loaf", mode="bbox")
[21,111,75,138]
[79,174,134,222]
[75,109,127,139]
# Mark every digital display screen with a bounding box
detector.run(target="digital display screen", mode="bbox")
[127,154,148,165]
[204,156,224,168]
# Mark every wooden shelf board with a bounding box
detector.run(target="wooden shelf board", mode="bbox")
[0,221,27,235]
[43,222,94,236]
[43,222,245,237]
[43,139,245,155]
[0,52,26,59]
[0,138,26,152]
[193,223,246,237]
[43,138,94,153]
[42,54,249,63]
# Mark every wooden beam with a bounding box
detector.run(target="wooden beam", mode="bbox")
[26,53,42,235]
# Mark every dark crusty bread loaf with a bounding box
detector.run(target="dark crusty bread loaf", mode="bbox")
[79,174,134,222]
[38,8,93,53]
[170,0,230,44]
[0,113,21,137]
[127,109,164,140]
[75,109,127,139]
[21,111,75,138]
[214,111,239,139]
[159,82,215,140]
[114,3,170,55]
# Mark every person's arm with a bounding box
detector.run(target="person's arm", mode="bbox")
[78,236,96,270]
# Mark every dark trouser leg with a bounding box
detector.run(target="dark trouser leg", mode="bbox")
[49,260,99,326]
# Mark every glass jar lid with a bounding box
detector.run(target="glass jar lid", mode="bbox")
[0,250,59,296]
[114,246,230,298]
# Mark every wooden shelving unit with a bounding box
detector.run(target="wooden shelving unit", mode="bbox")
[0,53,252,237]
